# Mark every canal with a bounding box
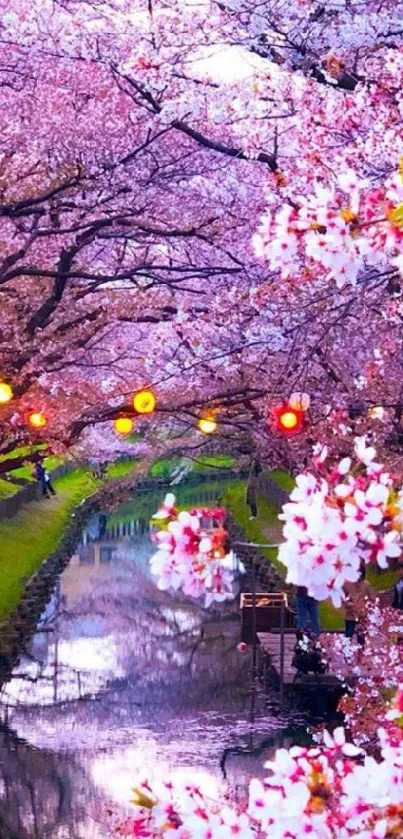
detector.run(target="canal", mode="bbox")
[0,486,307,839]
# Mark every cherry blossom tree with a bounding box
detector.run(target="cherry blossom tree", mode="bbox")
[1,0,403,475]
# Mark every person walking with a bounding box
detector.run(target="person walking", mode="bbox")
[33,461,56,498]
[33,461,49,498]
[295,586,321,637]
[392,562,403,610]
[343,563,373,644]
[246,461,262,520]
[43,467,56,496]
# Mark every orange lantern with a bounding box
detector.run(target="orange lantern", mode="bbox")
[114,416,134,435]
[198,416,217,434]
[133,389,156,415]
[27,411,48,429]
[0,382,13,404]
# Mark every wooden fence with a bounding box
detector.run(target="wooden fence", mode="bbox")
[256,473,289,510]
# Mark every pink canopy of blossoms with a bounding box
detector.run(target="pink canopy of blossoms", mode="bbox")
[278,437,402,606]
[149,494,243,606]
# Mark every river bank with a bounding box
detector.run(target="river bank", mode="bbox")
[0,464,142,686]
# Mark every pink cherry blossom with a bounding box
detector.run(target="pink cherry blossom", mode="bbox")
[278,439,402,604]
[149,495,242,605]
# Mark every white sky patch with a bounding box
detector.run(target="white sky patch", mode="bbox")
[187,44,267,83]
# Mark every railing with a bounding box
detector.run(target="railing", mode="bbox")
[133,466,248,494]
[0,460,247,521]
[256,473,289,510]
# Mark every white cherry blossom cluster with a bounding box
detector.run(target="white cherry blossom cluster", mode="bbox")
[115,724,403,839]
[278,437,402,606]
[149,494,243,606]
[253,165,403,287]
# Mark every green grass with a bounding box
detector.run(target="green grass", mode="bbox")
[192,455,235,471]
[9,455,64,482]
[0,444,45,463]
[266,469,295,492]
[223,479,344,631]
[105,459,139,479]
[0,478,21,500]
[0,469,97,620]
[367,566,396,592]
[224,482,283,571]
[149,454,235,479]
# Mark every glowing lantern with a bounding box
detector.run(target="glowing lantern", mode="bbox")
[0,382,13,404]
[133,389,156,414]
[27,411,48,429]
[198,416,217,434]
[114,416,134,435]
[289,391,310,411]
[273,404,304,435]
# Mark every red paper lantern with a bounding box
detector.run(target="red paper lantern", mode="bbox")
[273,404,304,435]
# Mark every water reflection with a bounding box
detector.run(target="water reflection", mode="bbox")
[0,498,307,839]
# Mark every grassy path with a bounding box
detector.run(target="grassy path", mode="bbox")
[0,469,99,620]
